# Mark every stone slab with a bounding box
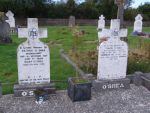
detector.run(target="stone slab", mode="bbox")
[14,83,55,97]
[141,73,150,91]
[92,78,130,91]
[0,85,150,113]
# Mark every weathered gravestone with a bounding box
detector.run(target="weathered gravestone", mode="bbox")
[68,16,75,27]
[0,15,12,43]
[98,15,105,30]
[5,10,15,28]
[14,18,55,97]
[93,28,130,91]
[98,19,127,42]
[133,14,143,32]
[97,15,105,41]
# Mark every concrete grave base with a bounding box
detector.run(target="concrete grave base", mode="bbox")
[14,83,56,97]
[92,78,130,91]
[142,73,150,91]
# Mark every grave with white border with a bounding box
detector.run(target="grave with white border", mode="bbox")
[98,15,105,30]
[133,14,143,33]
[14,18,55,97]
[93,27,130,91]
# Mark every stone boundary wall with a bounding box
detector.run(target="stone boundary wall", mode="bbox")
[16,18,150,27]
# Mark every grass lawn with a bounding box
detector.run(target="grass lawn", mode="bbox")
[0,26,150,94]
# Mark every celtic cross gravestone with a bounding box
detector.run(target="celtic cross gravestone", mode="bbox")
[14,18,55,97]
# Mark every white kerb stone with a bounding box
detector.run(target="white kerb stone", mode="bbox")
[17,18,50,84]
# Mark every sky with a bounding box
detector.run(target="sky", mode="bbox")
[131,0,150,8]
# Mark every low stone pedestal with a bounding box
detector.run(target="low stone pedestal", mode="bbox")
[142,73,150,91]
[14,83,56,97]
[93,78,130,91]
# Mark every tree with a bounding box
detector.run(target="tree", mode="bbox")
[138,2,150,21]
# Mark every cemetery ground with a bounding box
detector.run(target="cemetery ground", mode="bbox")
[0,26,150,95]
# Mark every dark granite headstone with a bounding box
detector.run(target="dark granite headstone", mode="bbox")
[0,16,12,43]
[133,72,143,86]
[141,73,150,91]
[93,78,130,91]
[14,83,55,97]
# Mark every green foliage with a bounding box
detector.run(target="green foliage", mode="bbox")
[0,0,135,19]
[138,2,150,21]
[124,8,138,20]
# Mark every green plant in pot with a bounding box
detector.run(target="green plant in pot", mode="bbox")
[68,26,92,102]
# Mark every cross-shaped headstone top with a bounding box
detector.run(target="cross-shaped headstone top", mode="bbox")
[17,18,50,85]
[98,15,105,30]
[6,10,14,17]
[18,18,47,43]
[99,15,105,20]
[98,19,127,40]
[135,14,143,21]
[5,10,15,28]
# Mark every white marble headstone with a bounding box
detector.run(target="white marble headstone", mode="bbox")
[133,14,143,32]
[98,15,105,30]
[97,30,128,80]
[5,10,15,28]
[110,19,120,31]
[17,18,50,84]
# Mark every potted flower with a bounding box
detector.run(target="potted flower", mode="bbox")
[67,26,92,102]
[34,88,48,102]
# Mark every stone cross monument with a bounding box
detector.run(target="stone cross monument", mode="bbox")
[14,18,55,97]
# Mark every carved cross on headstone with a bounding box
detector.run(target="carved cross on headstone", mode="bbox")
[17,18,50,84]
[18,18,47,43]
[98,15,105,30]
[98,19,127,41]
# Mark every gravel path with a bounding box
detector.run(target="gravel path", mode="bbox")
[0,84,150,113]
